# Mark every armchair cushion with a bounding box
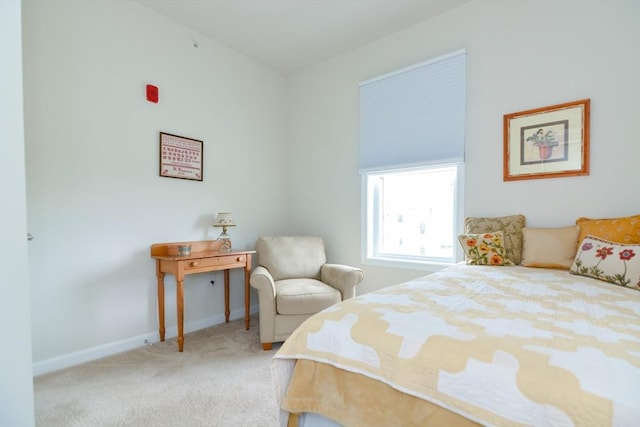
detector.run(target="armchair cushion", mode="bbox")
[256,236,326,281]
[276,278,341,315]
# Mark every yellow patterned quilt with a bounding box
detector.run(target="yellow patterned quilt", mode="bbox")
[271,265,640,427]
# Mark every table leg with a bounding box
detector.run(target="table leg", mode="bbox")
[244,257,251,330]
[224,269,230,323]
[176,279,184,352]
[156,265,165,342]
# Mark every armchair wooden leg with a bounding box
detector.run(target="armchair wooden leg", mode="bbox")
[262,343,273,351]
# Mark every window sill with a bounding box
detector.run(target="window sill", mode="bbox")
[362,256,456,273]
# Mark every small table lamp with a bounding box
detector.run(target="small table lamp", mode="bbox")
[213,212,236,253]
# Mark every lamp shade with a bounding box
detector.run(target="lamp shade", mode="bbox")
[213,212,236,227]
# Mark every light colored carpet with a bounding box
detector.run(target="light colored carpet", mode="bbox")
[34,316,281,426]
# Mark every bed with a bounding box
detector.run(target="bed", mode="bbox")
[270,227,640,427]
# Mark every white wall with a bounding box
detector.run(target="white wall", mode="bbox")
[21,0,640,374]
[0,0,35,424]
[287,0,640,294]
[22,0,288,372]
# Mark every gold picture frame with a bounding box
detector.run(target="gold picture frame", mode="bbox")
[503,99,590,181]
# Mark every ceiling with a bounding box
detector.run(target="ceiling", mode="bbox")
[137,0,469,74]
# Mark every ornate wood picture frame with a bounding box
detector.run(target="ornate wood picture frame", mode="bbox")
[159,132,203,181]
[503,99,590,181]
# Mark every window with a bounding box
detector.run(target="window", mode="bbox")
[363,164,463,268]
[359,50,466,269]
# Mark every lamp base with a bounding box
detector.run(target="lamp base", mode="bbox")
[217,228,232,253]
[219,238,232,253]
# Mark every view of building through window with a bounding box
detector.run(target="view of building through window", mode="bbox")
[368,165,457,262]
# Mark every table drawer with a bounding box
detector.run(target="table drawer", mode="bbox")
[183,254,247,272]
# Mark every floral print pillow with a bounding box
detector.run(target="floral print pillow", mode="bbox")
[464,215,525,265]
[570,235,640,291]
[458,231,514,266]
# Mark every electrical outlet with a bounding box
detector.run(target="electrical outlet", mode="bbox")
[144,339,152,346]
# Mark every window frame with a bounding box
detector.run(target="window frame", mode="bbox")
[361,163,465,271]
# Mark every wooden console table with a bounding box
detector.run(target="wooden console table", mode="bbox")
[150,240,255,352]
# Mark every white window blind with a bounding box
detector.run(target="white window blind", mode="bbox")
[359,49,466,173]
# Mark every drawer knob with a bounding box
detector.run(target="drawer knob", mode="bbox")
[236,257,242,262]
[190,261,199,267]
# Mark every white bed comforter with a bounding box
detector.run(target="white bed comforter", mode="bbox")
[272,265,640,427]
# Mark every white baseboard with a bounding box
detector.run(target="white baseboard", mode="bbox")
[33,304,260,377]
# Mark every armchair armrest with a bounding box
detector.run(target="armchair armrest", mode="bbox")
[321,263,364,300]
[250,266,278,345]
[250,266,276,304]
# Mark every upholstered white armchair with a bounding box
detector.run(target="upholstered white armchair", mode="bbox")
[250,236,364,350]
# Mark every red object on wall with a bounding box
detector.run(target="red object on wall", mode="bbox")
[146,84,158,103]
